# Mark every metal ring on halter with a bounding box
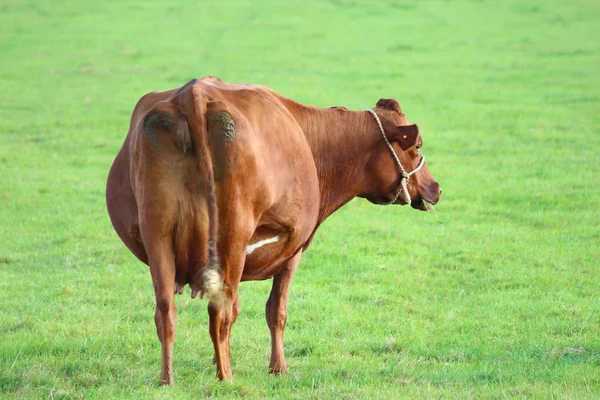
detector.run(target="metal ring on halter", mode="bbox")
[365,109,425,205]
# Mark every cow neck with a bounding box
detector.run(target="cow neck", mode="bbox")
[285,103,378,223]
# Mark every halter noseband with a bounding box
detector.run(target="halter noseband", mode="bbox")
[365,108,425,206]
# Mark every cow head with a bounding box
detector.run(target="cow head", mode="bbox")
[361,98,441,210]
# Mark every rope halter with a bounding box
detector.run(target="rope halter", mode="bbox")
[365,108,425,206]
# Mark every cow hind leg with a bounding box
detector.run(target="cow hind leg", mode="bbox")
[207,222,250,380]
[211,293,239,367]
[265,251,301,374]
[208,290,237,380]
[146,241,178,385]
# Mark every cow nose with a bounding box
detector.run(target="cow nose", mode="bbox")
[425,182,441,204]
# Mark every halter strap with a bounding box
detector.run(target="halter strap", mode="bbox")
[365,109,425,205]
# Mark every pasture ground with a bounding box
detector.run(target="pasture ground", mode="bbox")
[1,1,599,398]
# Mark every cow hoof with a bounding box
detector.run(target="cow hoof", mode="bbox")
[269,367,288,375]
[217,372,234,381]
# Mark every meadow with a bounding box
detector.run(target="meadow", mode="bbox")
[1,0,599,398]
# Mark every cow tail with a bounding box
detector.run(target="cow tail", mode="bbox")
[183,82,223,300]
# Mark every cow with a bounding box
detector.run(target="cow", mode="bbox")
[105,76,441,383]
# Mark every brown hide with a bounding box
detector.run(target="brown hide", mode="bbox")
[106,76,441,383]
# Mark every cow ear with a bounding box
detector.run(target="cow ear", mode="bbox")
[392,124,419,151]
[376,98,402,114]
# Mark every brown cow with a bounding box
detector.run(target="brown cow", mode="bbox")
[106,76,441,383]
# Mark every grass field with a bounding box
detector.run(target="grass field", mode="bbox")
[1,0,599,398]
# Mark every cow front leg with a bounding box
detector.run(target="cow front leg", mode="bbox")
[147,242,178,385]
[266,251,301,374]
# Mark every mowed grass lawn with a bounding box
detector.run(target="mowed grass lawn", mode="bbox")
[1,0,599,398]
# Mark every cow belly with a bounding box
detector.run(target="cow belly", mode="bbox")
[106,144,149,265]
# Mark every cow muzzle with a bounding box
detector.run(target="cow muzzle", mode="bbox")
[412,181,441,210]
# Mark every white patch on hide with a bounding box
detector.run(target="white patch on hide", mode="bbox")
[246,235,280,255]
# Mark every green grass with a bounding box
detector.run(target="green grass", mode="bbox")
[1,0,599,398]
